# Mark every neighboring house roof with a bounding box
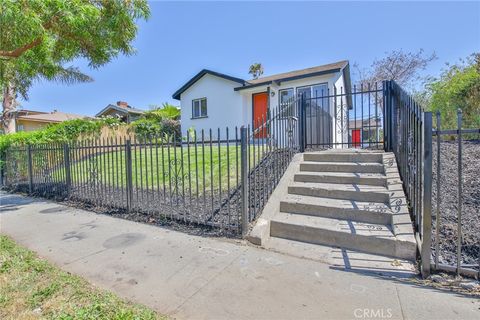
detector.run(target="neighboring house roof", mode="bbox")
[15,109,48,116]
[17,111,88,123]
[95,103,145,118]
[349,117,381,129]
[172,69,246,100]
[236,60,350,91]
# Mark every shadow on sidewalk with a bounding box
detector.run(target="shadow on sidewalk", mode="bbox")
[329,249,479,299]
[0,192,38,213]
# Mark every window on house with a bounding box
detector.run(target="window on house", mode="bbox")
[297,84,329,117]
[17,124,24,131]
[279,88,294,118]
[192,98,207,118]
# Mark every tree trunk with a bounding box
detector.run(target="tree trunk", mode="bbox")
[2,84,16,134]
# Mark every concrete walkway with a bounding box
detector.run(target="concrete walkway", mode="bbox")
[1,192,479,320]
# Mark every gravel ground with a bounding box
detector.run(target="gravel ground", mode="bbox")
[432,139,480,270]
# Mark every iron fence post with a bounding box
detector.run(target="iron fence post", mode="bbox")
[27,144,33,194]
[456,109,463,275]
[298,95,305,153]
[421,111,433,278]
[125,139,133,212]
[384,80,393,152]
[240,127,249,236]
[63,143,71,195]
[0,150,5,187]
[390,81,397,152]
[434,111,441,270]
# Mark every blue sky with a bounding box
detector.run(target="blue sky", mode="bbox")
[20,1,480,116]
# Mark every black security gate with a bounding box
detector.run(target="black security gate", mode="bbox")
[297,83,385,151]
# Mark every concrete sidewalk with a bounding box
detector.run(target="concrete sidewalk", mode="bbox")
[1,192,479,320]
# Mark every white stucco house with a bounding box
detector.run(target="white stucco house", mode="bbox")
[172,60,351,144]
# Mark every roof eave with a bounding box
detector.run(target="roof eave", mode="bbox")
[340,62,353,109]
[235,68,342,91]
[95,105,117,117]
[172,69,246,100]
[95,105,143,117]
[17,117,63,123]
[234,81,273,91]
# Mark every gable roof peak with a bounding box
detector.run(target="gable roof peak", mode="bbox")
[172,69,245,100]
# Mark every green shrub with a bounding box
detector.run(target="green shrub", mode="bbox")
[130,118,181,140]
[130,103,181,139]
[144,103,180,121]
[130,118,162,138]
[0,117,122,168]
[160,119,181,139]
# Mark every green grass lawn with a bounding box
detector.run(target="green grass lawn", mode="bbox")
[64,145,266,193]
[0,235,166,320]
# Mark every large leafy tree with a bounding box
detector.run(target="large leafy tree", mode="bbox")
[0,0,150,133]
[427,53,480,129]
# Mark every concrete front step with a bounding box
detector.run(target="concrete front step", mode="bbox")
[294,171,387,187]
[303,152,382,163]
[280,194,391,225]
[270,212,416,260]
[263,237,416,278]
[288,182,389,203]
[300,161,385,174]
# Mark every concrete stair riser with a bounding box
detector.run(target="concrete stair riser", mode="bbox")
[288,185,389,203]
[279,200,391,225]
[247,150,417,265]
[303,153,383,163]
[300,162,385,174]
[294,172,387,187]
[270,219,415,260]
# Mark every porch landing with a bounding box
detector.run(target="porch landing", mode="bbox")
[247,149,417,276]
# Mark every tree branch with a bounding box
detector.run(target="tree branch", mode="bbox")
[0,37,42,58]
[0,18,57,59]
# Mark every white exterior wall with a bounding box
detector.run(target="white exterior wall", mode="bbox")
[178,71,349,144]
[240,72,349,147]
[179,74,243,139]
[241,73,337,125]
[333,72,349,147]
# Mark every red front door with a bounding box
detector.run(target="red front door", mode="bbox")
[352,129,361,147]
[253,92,268,138]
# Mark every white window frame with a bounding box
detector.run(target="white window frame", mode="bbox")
[278,88,295,118]
[192,98,208,119]
[296,83,329,118]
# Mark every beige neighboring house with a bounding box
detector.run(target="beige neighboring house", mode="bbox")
[9,109,88,133]
[95,101,144,123]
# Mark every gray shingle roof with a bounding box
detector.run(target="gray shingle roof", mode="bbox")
[17,111,88,123]
[95,104,145,118]
[245,60,349,86]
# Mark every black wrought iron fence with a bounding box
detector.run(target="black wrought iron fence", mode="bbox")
[4,80,476,278]
[387,80,433,277]
[299,83,384,150]
[387,79,480,278]
[432,111,480,278]
[2,97,300,235]
[3,131,244,233]
[241,98,300,232]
